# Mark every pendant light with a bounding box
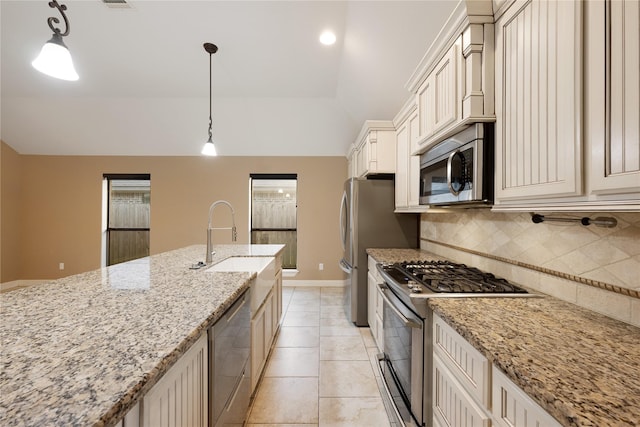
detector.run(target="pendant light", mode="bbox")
[201,43,218,156]
[32,0,79,81]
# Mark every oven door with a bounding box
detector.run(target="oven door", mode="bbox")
[377,283,424,427]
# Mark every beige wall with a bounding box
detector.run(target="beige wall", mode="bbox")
[1,142,22,282]
[2,148,348,281]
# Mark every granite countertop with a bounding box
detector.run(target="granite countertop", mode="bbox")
[0,244,284,427]
[367,248,640,427]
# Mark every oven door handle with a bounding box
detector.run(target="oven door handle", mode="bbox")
[378,285,422,329]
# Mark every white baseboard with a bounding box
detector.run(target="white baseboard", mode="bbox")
[283,279,346,288]
[0,280,47,291]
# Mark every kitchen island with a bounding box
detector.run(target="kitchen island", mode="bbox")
[368,248,640,427]
[0,244,284,426]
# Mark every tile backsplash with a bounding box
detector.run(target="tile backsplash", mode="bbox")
[420,210,640,326]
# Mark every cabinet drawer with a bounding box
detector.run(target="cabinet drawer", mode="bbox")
[492,366,561,427]
[433,354,491,427]
[367,256,382,283]
[433,314,490,405]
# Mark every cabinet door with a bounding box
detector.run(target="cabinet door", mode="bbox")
[395,120,410,209]
[275,268,283,325]
[143,334,208,427]
[251,304,266,392]
[495,0,583,201]
[408,112,422,208]
[417,77,435,144]
[433,354,491,427]
[356,143,368,177]
[492,366,562,427]
[416,39,463,151]
[431,43,460,135]
[367,270,378,342]
[587,0,640,195]
[264,292,274,353]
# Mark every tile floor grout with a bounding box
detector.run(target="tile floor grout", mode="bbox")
[245,286,395,427]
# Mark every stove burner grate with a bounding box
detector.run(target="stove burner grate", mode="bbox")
[394,260,528,294]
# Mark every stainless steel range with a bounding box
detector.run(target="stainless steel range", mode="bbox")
[376,260,535,427]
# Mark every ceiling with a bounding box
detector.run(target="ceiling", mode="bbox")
[0,0,457,156]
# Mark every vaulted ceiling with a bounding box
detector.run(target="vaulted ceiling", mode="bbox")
[1,0,457,156]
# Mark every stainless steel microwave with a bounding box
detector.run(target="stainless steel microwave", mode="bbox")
[419,123,494,206]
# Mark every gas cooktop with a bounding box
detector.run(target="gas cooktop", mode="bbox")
[378,260,534,299]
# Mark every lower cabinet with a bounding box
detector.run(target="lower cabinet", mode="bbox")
[492,368,562,427]
[114,403,140,427]
[433,315,491,427]
[433,354,491,427]
[433,314,561,427]
[367,256,384,352]
[251,290,276,392]
[142,334,208,427]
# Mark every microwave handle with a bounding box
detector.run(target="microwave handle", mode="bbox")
[446,150,462,196]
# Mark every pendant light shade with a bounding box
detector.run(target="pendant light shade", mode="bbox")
[201,136,217,156]
[32,33,79,81]
[201,43,218,156]
[32,1,78,81]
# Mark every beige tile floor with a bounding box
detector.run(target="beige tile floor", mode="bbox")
[246,286,395,427]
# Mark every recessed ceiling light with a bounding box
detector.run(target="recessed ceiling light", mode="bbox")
[319,30,336,46]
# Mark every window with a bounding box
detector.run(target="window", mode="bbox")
[250,174,297,269]
[103,174,150,266]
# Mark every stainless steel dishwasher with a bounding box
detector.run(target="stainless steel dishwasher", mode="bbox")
[209,289,251,427]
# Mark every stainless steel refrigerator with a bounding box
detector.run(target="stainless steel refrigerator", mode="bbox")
[339,177,419,326]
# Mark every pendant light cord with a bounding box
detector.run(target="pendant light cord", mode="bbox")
[208,51,212,141]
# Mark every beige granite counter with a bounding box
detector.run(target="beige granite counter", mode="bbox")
[367,248,640,427]
[0,244,284,427]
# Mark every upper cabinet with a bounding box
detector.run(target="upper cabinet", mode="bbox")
[493,0,639,210]
[349,120,396,178]
[406,1,496,155]
[493,0,583,202]
[586,0,640,198]
[394,98,427,213]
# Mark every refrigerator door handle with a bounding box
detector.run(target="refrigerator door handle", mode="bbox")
[339,190,348,252]
[339,258,352,274]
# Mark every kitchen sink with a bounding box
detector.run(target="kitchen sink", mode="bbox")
[207,256,273,273]
[207,256,275,312]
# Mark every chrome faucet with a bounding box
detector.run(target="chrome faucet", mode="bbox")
[206,200,237,264]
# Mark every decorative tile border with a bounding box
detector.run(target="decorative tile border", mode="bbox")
[422,238,640,300]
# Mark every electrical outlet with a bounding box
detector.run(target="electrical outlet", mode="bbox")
[319,263,324,271]
[59,262,65,270]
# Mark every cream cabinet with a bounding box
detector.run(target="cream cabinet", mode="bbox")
[251,290,273,392]
[433,314,561,427]
[346,143,357,178]
[367,256,384,352]
[115,403,140,427]
[492,367,562,427]
[406,1,495,154]
[143,334,208,427]
[433,315,491,427]
[353,120,396,177]
[394,99,427,213]
[275,267,283,325]
[493,0,639,210]
[433,354,492,427]
[416,38,462,147]
[494,0,583,203]
[586,0,640,199]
